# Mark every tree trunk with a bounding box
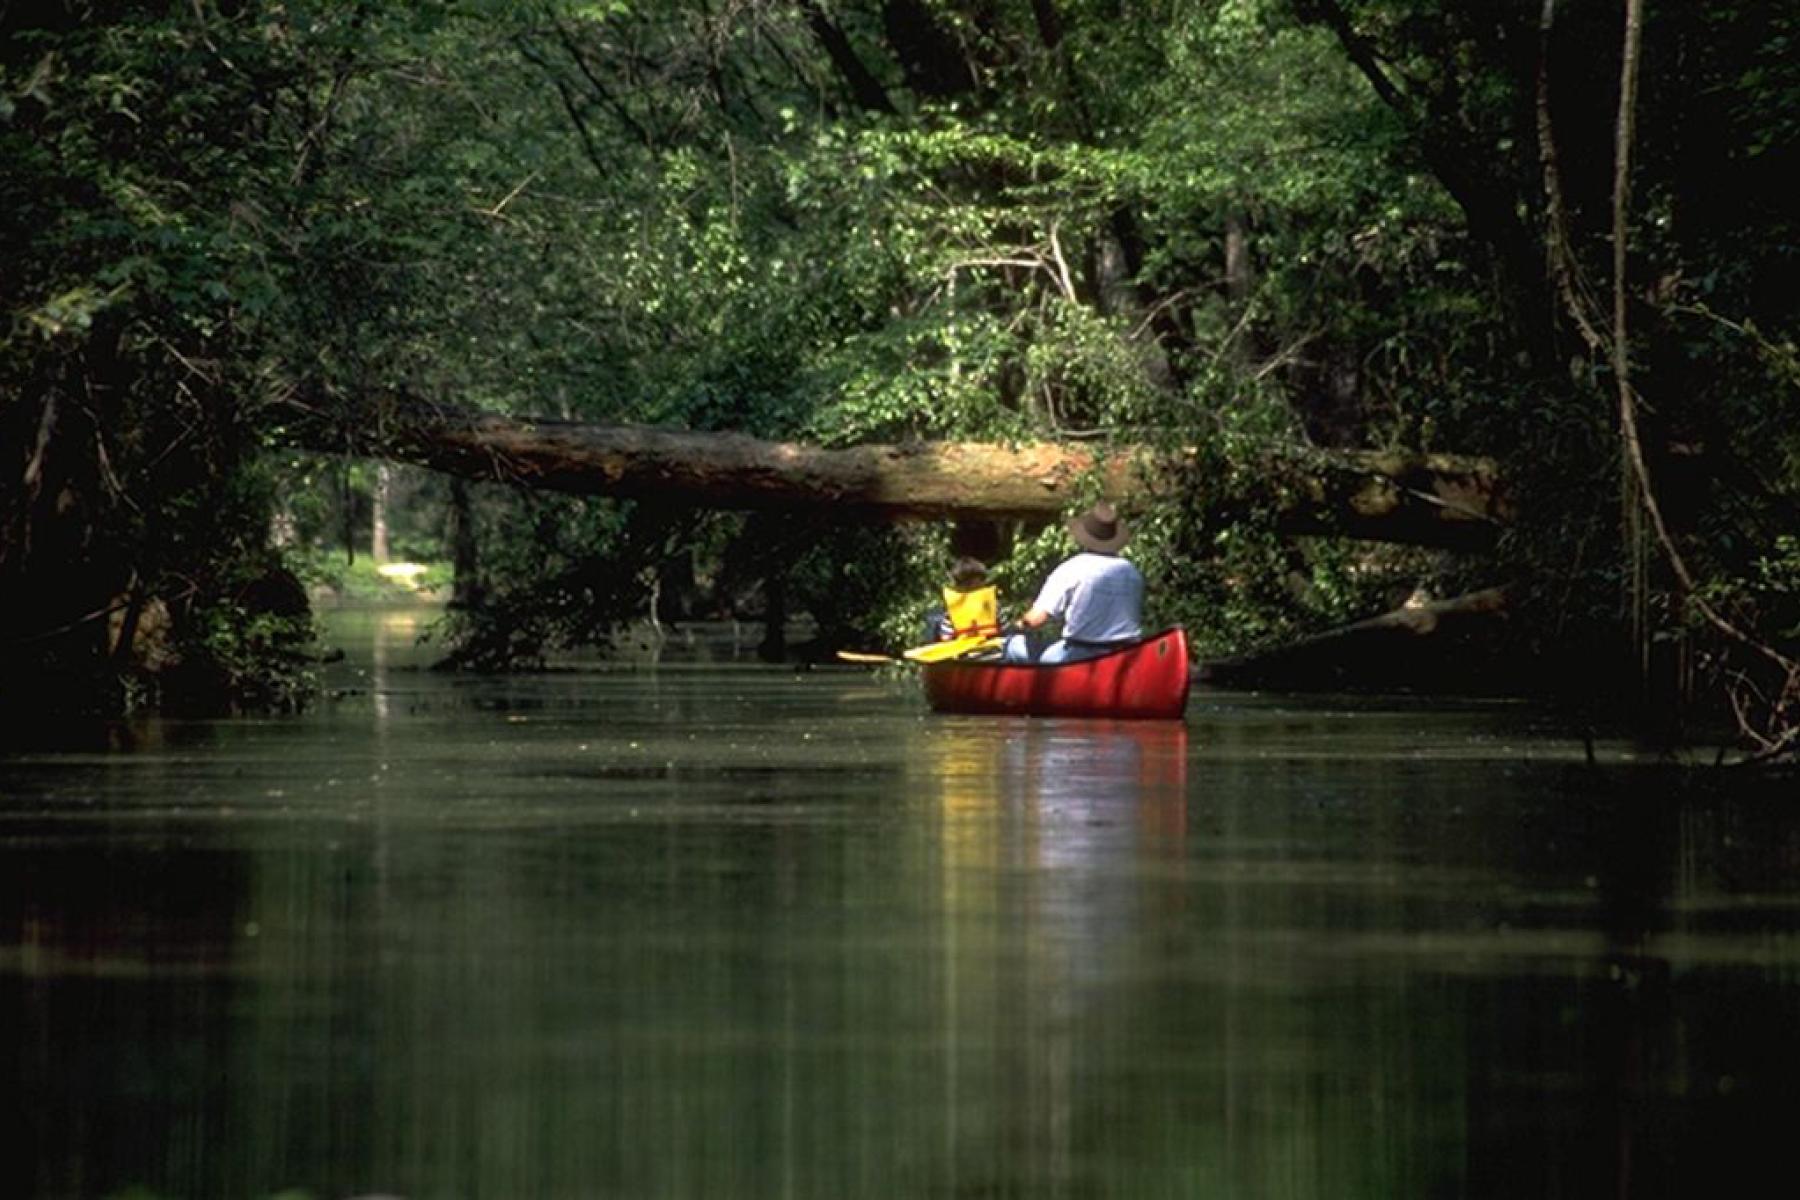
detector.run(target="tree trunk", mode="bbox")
[759,572,787,661]
[1305,0,1560,376]
[803,2,897,114]
[1094,217,1175,390]
[278,394,1509,550]
[447,477,483,610]
[370,463,391,564]
[1224,211,1254,306]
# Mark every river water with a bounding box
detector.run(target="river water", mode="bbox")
[3,604,1798,1199]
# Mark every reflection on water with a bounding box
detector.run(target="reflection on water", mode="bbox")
[2,604,1799,1198]
[924,720,1192,1193]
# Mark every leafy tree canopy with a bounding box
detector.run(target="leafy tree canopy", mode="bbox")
[2,1,1796,750]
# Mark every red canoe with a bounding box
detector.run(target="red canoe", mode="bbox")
[920,628,1191,720]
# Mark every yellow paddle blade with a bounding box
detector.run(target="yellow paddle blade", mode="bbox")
[835,649,896,664]
[902,634,1004,663]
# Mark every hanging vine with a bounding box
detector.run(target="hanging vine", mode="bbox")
[1539,0,1799,760]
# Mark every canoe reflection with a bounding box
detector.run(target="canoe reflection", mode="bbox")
[932,717,1189,860]
[922,719,1190,1189]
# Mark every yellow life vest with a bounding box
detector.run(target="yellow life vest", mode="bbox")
[941,585,1000,638]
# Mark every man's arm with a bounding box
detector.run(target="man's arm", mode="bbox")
[1015,560,1072,631]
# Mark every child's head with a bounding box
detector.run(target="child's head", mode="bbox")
[949,556,989,589]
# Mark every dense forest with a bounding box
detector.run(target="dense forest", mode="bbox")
[3,1,1797,756]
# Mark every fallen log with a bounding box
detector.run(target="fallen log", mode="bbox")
[1198,586,1514,691]
[276,394,1508,550]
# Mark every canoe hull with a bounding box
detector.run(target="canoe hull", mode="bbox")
[921,629,1191,720]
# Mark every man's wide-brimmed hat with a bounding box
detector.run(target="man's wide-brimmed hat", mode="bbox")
[1069,501,1130,553]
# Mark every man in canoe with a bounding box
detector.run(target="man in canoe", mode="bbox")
[1003,501,1144,664]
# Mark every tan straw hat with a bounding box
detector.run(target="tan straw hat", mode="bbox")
[1069,501,1130,553]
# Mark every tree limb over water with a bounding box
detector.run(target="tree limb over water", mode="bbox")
[277,394,1509,551]
[1199,587,1513,691]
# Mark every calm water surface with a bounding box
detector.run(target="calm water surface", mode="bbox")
[4,605,1799,1199]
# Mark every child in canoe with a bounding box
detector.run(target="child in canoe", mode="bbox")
[926,557,1002,643]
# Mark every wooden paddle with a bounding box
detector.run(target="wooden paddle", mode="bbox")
[835,634,1005,666]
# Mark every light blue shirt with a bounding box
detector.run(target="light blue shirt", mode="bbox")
[1031,552,1144,643]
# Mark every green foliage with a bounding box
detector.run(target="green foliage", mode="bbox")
[430,494,706,669]
[1751,538,1800,638]
[175,603,317,714]
[5,0,1797,735]
[1126,403,1438,657]
[791,523,947,651]
[293,549,452,602]
[324,1,1518,663]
